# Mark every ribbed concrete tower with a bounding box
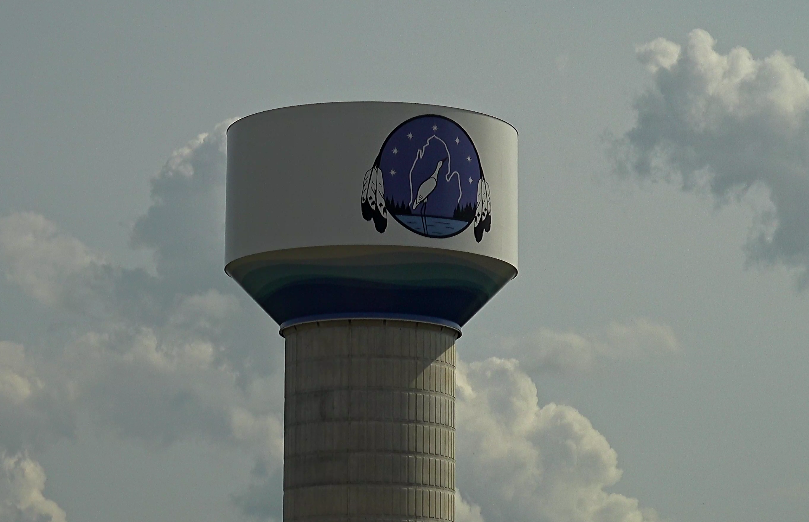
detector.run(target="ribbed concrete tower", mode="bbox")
[226,102,517,521]
[283,320,457,521]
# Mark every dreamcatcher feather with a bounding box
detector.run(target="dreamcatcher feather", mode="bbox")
[361,165,387,233]
[473,178,491,243]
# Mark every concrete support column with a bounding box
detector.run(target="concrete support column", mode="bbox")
[282,319,457,522]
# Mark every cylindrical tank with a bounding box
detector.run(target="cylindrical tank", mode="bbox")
[226,102,517,521]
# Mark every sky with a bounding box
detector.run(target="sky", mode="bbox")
[1,2,808,521]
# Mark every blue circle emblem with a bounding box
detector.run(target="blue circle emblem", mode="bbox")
[361,114,491,241]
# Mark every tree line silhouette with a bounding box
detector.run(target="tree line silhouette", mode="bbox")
[385,198,476,221]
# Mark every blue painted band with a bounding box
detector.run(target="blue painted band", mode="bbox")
[279,313,462,336]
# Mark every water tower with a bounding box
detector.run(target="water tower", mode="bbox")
[226,102,517,521]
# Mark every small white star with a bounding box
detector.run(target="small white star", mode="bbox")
[391,170,396,176]
[432,125,438,131]
[468,177,473,184]
[392,147,398,155]
[407,133,413,140]
[466,156,471,162]
[455,137,460,144]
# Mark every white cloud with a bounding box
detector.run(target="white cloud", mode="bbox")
[0,213,105,308]
[0,342,36,404]
[230,408,284,465]
[457,357,659,522]
[130,119,235,294]
[169,290,242,335]
[604,318,680,357]
[636,38,680,73]
[616,29,809,287]
[0,210,273,445]
[0,453,66,522]
[0,120,285,519]
[0,340,74,455]
[456,490,486,522]
[506,318,680,374]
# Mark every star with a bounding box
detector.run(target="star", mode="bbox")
[391,170,396,176]
[468,177,473,184]
[392,147,398,155]
[466,156,471,162]
[432,125,438,131]
[407,133,413,140]
[455,137,460,145]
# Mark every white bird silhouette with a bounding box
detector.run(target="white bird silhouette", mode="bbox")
[413,159,443,209]
[412,159,444,233]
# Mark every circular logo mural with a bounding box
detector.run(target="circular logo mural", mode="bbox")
[361,114,491,241]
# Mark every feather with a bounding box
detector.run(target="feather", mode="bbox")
[372,167,387,232]
[474,178,491,242]
[375,167,386,217]
[361,167,373,221]
[368,167,377,212]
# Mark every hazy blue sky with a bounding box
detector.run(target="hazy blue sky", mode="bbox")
[1,2,808,522]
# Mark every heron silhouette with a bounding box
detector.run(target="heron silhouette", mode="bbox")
[412,158,445,234]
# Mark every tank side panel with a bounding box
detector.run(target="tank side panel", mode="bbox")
[226,102,518,270]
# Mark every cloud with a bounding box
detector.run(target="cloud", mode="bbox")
[505,318,680,374]
[230,470,282,522]
[0,453,66,522]
[0,209,285,449]
[131,120,235,294]
[0,343,37,406]
[614,29,809,287]
[0,212,168,326]
[456,357,659,522]
[0,120,285,519]
[636,38,681,73]
[0,341,74,454]
[0,213,108,309]
[456,491,486,522]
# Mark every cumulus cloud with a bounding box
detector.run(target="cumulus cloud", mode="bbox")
[0,342,37,406]
[0,213,109,309]
[456,490,486,522]
[0,121,285,519]
[0,210,285,512]
[0,341,74,454]
[0,212,168,325]
[230,408,284,464]
[456,357,659,522]
[0,210,282,446]
[505,318,679,374]
[131,120,234,294]
[0,453,66,522]
[636,37,681,73]
[615,29,809,286]
[230,471,282,522]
